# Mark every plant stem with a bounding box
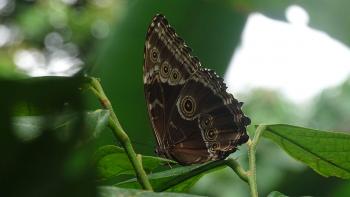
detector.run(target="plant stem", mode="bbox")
[225,158,248,183]
[88,77,153,191]
[247,125,266,197]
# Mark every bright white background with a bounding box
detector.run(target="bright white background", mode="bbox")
[225,5,350,104]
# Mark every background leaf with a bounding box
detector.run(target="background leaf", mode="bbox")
[261,124,350,179]
[98,186,204,197]
[0,77,96,197]
[85,110,110,139]
[12,109,110,142]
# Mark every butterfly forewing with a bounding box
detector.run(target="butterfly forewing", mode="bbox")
[143,14,250,165]
[144,15,195,158]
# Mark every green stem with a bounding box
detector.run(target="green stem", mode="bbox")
[158,158,249,191]
[225,158,248,183]
[247,125,266,197]
[88,77,153,191]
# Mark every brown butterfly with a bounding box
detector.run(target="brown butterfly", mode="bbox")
[143,14,250,165]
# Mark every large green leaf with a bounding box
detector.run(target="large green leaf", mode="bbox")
[267,191,288,197]
[165,175,203,193]
[94,143,210,192]
[94,145,176,181]
[117,160,226,192]
[261,124,350,179]
[98,186,204,197]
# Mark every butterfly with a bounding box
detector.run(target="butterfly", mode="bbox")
[143,14,250,165]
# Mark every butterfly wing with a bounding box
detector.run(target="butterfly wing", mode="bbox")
[143,14,198,158]
[167,69,250,164]
[144,14,250,165]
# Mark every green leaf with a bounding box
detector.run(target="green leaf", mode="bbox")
[261,124,350,179]
[94,145,134,180]
[117,160,226,192]
[142,155,177,173]
[98,186,204,197]
[165,175,203,193]
[94,145,176,180]
[267,191,288,197]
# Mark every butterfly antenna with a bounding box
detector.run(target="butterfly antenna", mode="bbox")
[167,161,173,169]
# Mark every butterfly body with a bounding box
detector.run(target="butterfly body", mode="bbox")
[143,14,250,165]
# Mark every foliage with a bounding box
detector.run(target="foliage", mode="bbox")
[4,76,350,196]
[0,77,96,197]
[308,79,350,131]
[99,186,203,197]
[94,145,175,181]
[262,124,350,179]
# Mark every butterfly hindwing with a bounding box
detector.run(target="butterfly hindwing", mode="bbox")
[166,70,250,164]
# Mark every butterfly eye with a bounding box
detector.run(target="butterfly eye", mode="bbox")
[160,61,171,78]
[150,48,160,63]
[179,95,196,118]
[170,68,181,83]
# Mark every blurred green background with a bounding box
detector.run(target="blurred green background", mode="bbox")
[1,0,350,196]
